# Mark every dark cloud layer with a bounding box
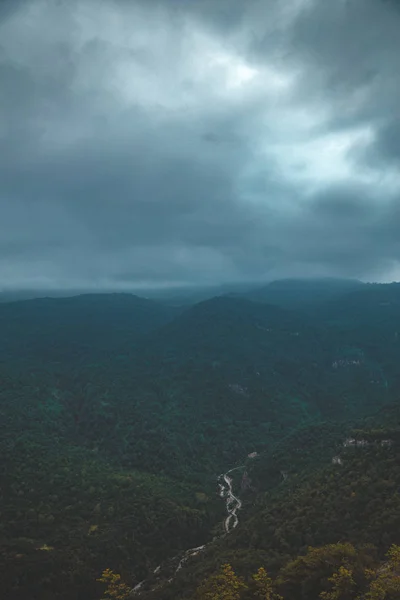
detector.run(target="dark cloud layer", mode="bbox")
[1,0,400,290]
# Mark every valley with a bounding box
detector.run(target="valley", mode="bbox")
[0,280,400,599]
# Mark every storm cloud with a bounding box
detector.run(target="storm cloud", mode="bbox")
[1,0,400,290]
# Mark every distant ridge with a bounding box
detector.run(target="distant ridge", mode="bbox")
[241,277,365,309]
[0,292,178,364]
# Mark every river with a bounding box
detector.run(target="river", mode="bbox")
[131,462,245,595]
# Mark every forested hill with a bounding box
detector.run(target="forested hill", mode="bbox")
[144,405,400,600]
[315,281,400,327]
[240,277,365,310]
[136,295,322,367]
[1,282,400,599]
[0,293,178,364]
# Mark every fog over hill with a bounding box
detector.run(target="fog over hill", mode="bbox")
[2,0,400,597]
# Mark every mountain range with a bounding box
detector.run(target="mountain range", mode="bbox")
[1,278,400,599]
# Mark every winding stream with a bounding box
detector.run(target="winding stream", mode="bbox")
[131,463,245,595]
[218,466,244,533]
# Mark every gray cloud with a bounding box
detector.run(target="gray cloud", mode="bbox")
[1,0,400,291]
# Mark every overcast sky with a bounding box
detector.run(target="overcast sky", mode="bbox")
[1,0,400,290]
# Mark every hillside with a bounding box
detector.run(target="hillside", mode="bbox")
[316,282,400,328]
[0,293,178,365]
[241,278,365,310]
[118,407,400,600]
[1,291,398,478]
[77,294,396,478]
[0,285,400,598]
[314,283,400,394]
[0,432,217,600]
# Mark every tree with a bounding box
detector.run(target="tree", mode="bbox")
[196,563,247,600]
[365,544,400,600]
[252,567,283,600]
[319,566,356,600]
[97,568,132,600]
[277,543,373,600]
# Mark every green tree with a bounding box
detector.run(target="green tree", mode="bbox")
[277,543,373,600]
[196,563,247,600]
[319,565,356,600]
[366,544,400,600]
[252,567,283,600]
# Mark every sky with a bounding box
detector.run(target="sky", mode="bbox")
[1,0,400,291]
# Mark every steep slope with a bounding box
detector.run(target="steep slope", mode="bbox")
[0,433,216,600]
[138,405,400,600]
[0,363,220,600]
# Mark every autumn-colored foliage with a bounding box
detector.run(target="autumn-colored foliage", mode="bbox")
[276,542,372,600]
[194,545,400,600]
[195,563,247,600]
[252,567,283,600]
[319,566,356,600]
[365,544,400,600]
[97,568,132,600]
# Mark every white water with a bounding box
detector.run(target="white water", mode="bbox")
[131,463,245,595]
[175,544,206,572]
[217,466,244,533]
